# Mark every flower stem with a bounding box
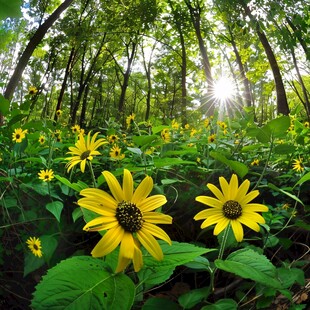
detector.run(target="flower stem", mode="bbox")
[88,161,97,188]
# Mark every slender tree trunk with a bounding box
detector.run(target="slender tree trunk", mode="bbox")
[242,4,289,115]
[0,0,74,125]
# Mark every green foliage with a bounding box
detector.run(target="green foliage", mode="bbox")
[0,0,21,19]
[31,256,136,310]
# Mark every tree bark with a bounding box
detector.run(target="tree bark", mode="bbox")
[1,0,74,125]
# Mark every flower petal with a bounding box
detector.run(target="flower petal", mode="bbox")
[213,218,230,235]
[240,211,266,224]
[80,159,87,173]
[119,232,135,259]
[239,190,259,205]
[196,196,223,209]
[132,240,143,272]
[83,216,118,231]
[123,169,133,201]
[142,222,171,245]
[132,175,153,204]
[80,188,117,209]
[91,225,124,257]
[228,174,239,200]
[230,220,244,242]
[243,203,269,212]
[103,171,124,202]
[194,208,222,221]
[137,229,163,261]
[143,212,172,224]
[238,217,260,232]
[219,176,230,200]
[200,213,225,229]
[235,179,250,202]
[207,183,225,202]
[138,195,167,212]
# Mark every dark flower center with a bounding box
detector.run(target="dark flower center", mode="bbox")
[115,151,119,156]
[80,150,91,160]
[33,244,39,250]
[16,134,20,139]
[222,200,242,219]
[116,201,144,232]
[44,175,49,179]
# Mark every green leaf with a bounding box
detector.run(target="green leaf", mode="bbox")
[178,286,210,309]
[127,147,143,155]
[0,0,22,19]
[0,94,10,115]
[72,207,83,222]
[277,267,305,288]
[273,144,296,154]
[215,248,282,288]
[201,299,238,310]
[268,183,304,206]
[45,201,63,222]
[153,158,196,168]
[55,174,88,192]
[142,297,181,310]
[210,151,248,178]
[294,171,310,188]
[266,116,290,138]
[139,241,215,285]
[133,134,158,147]
[31,256,135,310]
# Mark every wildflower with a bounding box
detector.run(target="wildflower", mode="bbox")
[110,145,125,161]
[65,132,107,173]
[292,158,304,173]
[204,118,210,128]
[77,169,172,272]
[208,134,216,143]
[184,124,190,130]
[12,128,27,143]
[194,174,268,242]
[251,159,259,166]
[38,135,45,145]
[26,237,43,258]
[145,147,155,155]
[161,129,170,143]
[282,203,290,210]
[190,129,197,137]
[126,113,135,128]
[108,134,119,144]
[291,210,297,217]
[38,169,54,182]
[304,121,309,128]
[56,110,62,117]
[28,86,38,96]
[171,119,179,130]
[71,124,81,134]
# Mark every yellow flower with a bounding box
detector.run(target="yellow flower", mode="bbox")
[251,159,259,166]
[184,123,190,130]
[171,119,179,130]
[161,129,171,143]
[208,134,216,143]
[71,124,81,134]
[126,113,135,128]
[190,128,197,137]
[38,169,54,182]
[28,86,38,95]
[292,158,304,173]
[38,135,46,145]
[56,110,62,117]
[194,174,268,242]
[145,147,155,155]
[77,169,172,272]
[204,118,210,128]
[110,145,125,160]
[12,128,27,143]
[282,203,290,210]
[65,132,107,173]
[26,237,43,258]
[108,134,119,144]
[304,121,309,128]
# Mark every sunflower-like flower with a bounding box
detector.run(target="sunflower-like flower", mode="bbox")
[38,169,54,182]
[194,174,268,242]
[56,109,62,117]
[28,86,38,96]
[71,124,81,134]
[77,169,172,272]
[38,135,46,145]
[251,159,260,166]
[208,134,216,143]
[161,129,170,143]
[12,128,28,143]
[110,145,125,161]
[65,132,107,173]
[26,237,43,257]
[292,158,304,173]
[126,113,135,128]
[108,134,119,144]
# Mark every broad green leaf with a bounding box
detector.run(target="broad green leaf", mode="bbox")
[0,94,10,115]
[273,144,296,154]
[153,158,196,168]
[215,248,282,288]
[55,174,88,192]
[127,147,143,155]
[0,0,22,19]
[210,151,248,178]
[133,134,158,147]
[31,256,135,310]
[46,201,63,222]
[267,116,290,138]
[268,183,304,206]
[72,207,83,223]
[178,286,210,309]
[277,267,305,288]
[201,299,238,310]
[142,297,181,310]
[294,171,310,188]
[256,126,271,143]
[183,256,210,270]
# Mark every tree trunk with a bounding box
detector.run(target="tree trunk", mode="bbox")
[0,0,74,125]
[243,4,289,115]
